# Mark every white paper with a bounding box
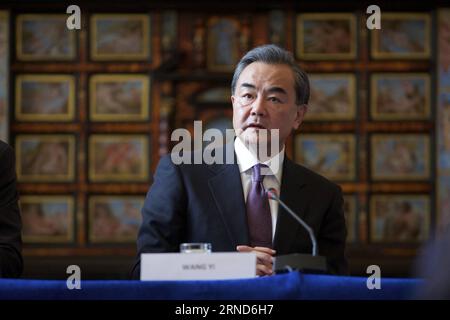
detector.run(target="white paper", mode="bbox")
[140,252,257,280]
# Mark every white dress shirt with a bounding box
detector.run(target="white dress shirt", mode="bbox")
[234,137,285,241]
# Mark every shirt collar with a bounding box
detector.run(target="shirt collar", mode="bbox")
[234,137,284,182]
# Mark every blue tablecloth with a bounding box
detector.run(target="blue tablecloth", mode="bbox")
[0,272,421,300]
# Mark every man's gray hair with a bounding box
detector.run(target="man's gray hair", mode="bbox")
[231,44,310,105]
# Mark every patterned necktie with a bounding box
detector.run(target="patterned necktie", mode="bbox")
[246,163,273,248]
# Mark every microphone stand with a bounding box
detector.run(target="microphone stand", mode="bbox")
[267,188,327,274]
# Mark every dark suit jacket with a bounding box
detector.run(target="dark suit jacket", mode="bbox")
[0,140,23,278]
[132,145,348,278]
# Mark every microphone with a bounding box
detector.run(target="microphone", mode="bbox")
[266,187,327,273]
[267,188,318,256]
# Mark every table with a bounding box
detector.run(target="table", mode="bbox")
[0,272,421,300]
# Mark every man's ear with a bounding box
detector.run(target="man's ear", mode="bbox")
[293,104,308,130]
[231,95,236,108]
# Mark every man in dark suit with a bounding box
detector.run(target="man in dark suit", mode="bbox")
[0,140,23,278]
[132,45,347,278]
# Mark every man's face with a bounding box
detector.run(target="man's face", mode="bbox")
[231,62,307,150]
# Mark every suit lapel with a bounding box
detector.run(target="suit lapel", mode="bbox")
[207,144,249,247]
[273,157,309,254]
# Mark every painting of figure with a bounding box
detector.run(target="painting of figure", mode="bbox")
[21,196,74,243]
[371,13,431,59]
[89,135,149,182]
[16,135,75,182]
[91,14,150,60]
[306,74,356,121]
[370,195,430,243]
[89,196,143,243]
[16,75,75,121]
[371,73,430,120]
[295,134,356,181]
[297,13,356,60]
[90,74,149,121]
[16,14,76,61]
[371,134,430,180]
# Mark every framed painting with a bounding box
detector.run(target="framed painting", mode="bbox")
[15,74,76,122]
[371,13,431,60]
[16,14,76,61]
[306,73,356,121]
[371,73,430,120]
[195,87,231,105]
[269,10,286,47]
[90,14,150,61]
[294,134,356,181]
[207,17,240,72]
[296,13,357,60]
[20,195,74,243]
[161,10,178,54]
[343,195,357,243]
[0,11,9,142]
[88,195,144,243]
[371,134,430,181]
[89,74,150,121]
[88,134,149,182]
[370,194,430,243]
[15,134,75,182]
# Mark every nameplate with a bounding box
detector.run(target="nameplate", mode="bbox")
[140,252,256,280]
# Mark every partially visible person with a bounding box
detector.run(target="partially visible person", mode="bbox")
[414,226,450,299]
[0,140,23,278]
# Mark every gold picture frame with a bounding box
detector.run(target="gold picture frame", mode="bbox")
[16,14,76,61]
[88,134,149,182]
[20,195,75,243]
[370,194,430,243]
[296,13,357,60]
[16,134,76,182]
[90,14,151,61]
[88,195,144,243]
[15,74,76,122]
[371,13,431,60]
[371,134,430,181]
[306,73,356,121]
[89,74,150,122]
[294,134,356,181]
[370,73,430,120]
